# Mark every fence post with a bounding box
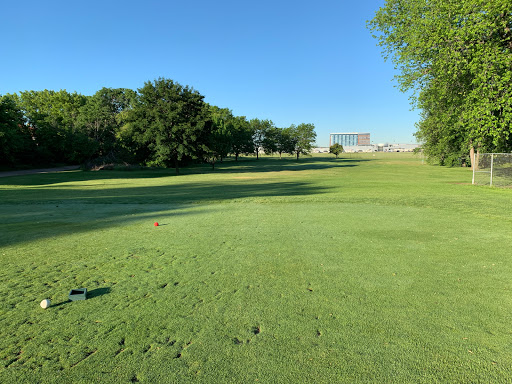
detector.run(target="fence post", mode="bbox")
[490,153,494,187]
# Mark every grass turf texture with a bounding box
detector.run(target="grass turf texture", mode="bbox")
[1,153,511,383]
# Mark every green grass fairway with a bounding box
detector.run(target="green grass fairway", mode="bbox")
[1,153,511,383]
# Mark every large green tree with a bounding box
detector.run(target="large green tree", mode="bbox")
[329,143,344,159]
[275,127,295,159]
[289,123,317,160]
[15,90,92,164]
[203,105,235,169]
[0,95,35,166]
[230,116,253,161]
[127,78,212,174]
[77,88,137,161]
[261,126,279,156]
[249,118,274,159]
[369,0,512,165]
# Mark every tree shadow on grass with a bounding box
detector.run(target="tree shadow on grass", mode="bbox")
[0,156,368,187]
[193,155,369,175]
[0,179,333,247]
[0,156,370,247]
[1,181,329,205]
[0,168,176,187]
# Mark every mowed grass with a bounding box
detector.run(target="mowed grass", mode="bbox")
[1,153,511,383]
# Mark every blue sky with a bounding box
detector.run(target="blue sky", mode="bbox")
[0,0,419,146]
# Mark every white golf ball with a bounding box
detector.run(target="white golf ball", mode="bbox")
[40,299,51,309]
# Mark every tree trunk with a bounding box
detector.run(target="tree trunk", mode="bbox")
[470,146,475,170]
[235,152,239,162]
[279,151,282,159]
[256,149,259,160]
[296,151,299,160]
[175,159,180,175]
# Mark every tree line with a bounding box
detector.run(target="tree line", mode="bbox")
[369,0,511,166]
[0,78,317,173]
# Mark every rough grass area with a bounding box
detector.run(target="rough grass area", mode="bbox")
[1,153,511,383]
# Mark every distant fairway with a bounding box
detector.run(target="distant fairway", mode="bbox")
[1,153,511,383]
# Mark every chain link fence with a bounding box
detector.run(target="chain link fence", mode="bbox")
[472,153,512,187]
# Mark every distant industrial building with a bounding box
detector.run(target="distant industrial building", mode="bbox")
[313,142,420,153]
[330,132,371,147]
[376,143,420,152]
[322,132,419,153]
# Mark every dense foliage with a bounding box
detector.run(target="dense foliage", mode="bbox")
[290,123,317,160]
[0,95,35,166]
[0,78,317,169]
[126,79,212,174]
[369,0,512,165]
[329,143,344,158]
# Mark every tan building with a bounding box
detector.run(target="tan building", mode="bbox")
[357,133,370,145]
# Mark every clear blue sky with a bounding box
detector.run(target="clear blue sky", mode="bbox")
[0,0,419,146]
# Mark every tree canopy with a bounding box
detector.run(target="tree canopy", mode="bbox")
[250,118,274,159]
[15,90,92,163]
[369,0,512,165]
[329,143,344,158]
[127,78,212,174]
[77,87,137,161]
[289,123,317,160]
[230,116,254,162]
[0,95,35,166]
[1,78,318,170]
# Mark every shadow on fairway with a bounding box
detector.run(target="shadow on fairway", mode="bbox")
[0,156,370,247]
[210,156,369,174]
[51,300,71,308]
[1,180,330,205]
[49,288,111,308]
[0,179,332,247]
[87,287,111,299]
[0,156,368,187]
[0,168,176,187]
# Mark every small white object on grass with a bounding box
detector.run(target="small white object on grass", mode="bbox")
[40,299,51,309]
